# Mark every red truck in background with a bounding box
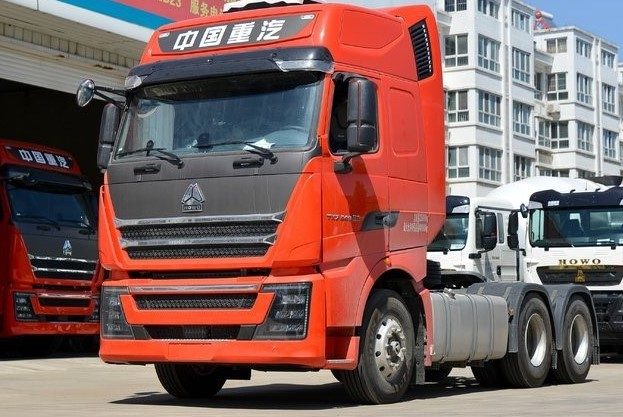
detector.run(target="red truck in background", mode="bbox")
[0,139,100,356]
[77,0,597,404]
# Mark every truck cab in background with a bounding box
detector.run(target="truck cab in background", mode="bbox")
[0,139,100,355]
[520,176,623,352]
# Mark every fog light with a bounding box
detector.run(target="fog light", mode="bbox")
[254,283,311,340]
[13,292,38,322]
[101,287,134,339]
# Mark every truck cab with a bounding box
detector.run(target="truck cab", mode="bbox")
[0,139,100,354]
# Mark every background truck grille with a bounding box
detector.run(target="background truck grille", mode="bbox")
[537,266,623,286]
[117,212,284,260]
[29,256,97,281]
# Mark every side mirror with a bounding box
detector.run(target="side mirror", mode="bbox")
[507,211,519,250]
[76,79,96,107]
[346,78,378,153]
[97,104,120,171]
[478,211,497,251]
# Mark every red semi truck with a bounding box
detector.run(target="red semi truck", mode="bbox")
[77,0,597,404]
[0,139,100,355]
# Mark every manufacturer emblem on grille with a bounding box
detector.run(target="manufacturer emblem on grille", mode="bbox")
[182,183,205,213]
[63,239,72,256]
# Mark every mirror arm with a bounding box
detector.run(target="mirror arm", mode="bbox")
[333,151,360,174]
[94,89,125,110]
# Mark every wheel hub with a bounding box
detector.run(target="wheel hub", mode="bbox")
[373,316,406,380]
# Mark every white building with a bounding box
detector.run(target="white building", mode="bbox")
[434,0,622,196]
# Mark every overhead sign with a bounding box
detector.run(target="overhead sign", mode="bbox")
[56,0,229,28]
[113,0,229,20]
[158,13,316,52]
[5,145,74,169]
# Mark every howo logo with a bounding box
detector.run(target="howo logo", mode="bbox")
[558,258,602,265]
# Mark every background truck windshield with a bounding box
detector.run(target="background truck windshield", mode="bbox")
[7,184,95,230]
[428,214,469,251]
[530,207,623,247]
[115,71,323,158]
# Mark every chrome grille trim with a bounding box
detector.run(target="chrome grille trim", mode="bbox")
[116,211,285,260]
[29,255,97,280]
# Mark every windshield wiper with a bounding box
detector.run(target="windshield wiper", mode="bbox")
[117,140,184,168]
[16,214,61,230]
[196,140,278,164]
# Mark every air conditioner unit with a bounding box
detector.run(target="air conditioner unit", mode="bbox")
[546,103,560,115]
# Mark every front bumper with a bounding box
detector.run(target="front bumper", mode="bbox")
[99,274,329,367]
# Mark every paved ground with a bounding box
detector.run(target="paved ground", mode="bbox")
[0,346,622,417]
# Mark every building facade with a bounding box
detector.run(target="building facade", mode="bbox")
[436,0,622,196]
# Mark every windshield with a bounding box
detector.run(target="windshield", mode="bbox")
[7,183,95,230]
[428,214,469,252]
[530,207,623,247]
[114,71,323,159]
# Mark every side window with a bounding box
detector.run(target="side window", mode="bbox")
[329,81,349,154]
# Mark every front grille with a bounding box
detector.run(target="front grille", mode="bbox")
[145,325,241,340]
[135,294,256,310]
[126,245,268,259]
[29,256,97,281]
[537,266,623,286]
[117,212,284,260]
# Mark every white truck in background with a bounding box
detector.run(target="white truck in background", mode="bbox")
[518,176,623,353]
[427,177,603,383]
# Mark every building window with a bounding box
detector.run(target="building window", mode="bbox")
[551,121,569,149]
[546,37,567,53]
[552,170,570,177]
[479,147,502,182]
[478,35,500,72]
[603,129,617,159]
[478,0,499,18]
[511,9,530,32]
[576,73,593,105]
[512,48,530,83]
[601,50,615,68]
[576,38,592,58]
[478,90,501,127]
[513,101,531,136]
[514,155,533,180]
[445,34,468,67]
[576,121,593,152]
[602,83,616,113]
[547,73,568,101]
[447,146,470,178]
[446,90,469,122]
[445,0,467,12]
[577,169,595,179]
[534,72,546,99]
[538,119,551,148]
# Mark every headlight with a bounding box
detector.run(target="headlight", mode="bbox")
[254,282,311,340]
[101,287,134,339]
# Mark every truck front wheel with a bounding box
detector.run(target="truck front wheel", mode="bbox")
[155,363,227,398]
[501,295,552,388]
[550,297,593,384]
[337,289,415,404]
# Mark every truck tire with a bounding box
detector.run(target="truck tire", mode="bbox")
[550,297,593,384]
[500,294,552,388]
[337,289,415,404]
[154,363,226,398]
[471,360,507,387]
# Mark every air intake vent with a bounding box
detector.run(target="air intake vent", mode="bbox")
[410,20,433,80]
